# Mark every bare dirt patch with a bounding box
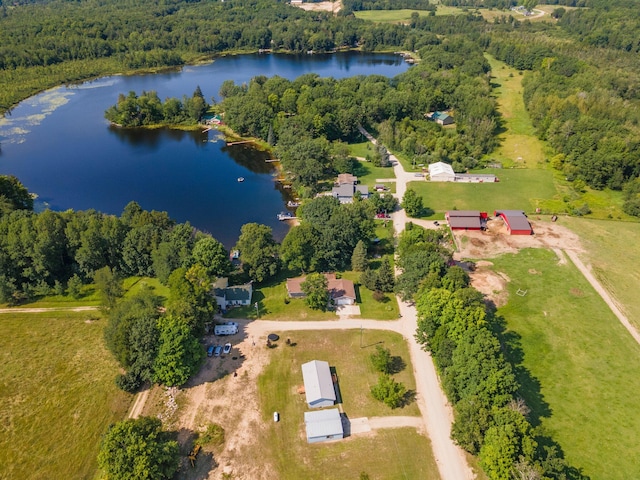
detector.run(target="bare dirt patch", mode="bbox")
[454,219,584,261]
[171,332,276,480]
[470,265,510,308]
[293,0,341,13]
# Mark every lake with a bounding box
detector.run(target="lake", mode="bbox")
[0,52,410,247]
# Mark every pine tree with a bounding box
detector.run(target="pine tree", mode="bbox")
[377,257,395,293]
[351,240,368,272]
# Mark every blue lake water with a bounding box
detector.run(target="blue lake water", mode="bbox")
[0,52,410,247]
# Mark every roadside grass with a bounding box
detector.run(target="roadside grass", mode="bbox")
[407,168,559,216]
[0,311,131,480]
[561,217,640,331]
[491,248,640,480]
[257,330,433,479]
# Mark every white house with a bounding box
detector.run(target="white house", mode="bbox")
[301,360,336,408]
[428,162,456,182]
[304,408,344,444]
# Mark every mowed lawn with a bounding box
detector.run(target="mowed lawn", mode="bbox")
[257,330,436,480]
[492,248,640,479]
[562,217,640,331]
[408,168,559,216]
[0,311,131,480]
[354,9,433,23]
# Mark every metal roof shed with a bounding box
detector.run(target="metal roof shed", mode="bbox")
[301,360,336,408]
[494,210,532,235]
[446,210,482,230]
[304,408,344,444]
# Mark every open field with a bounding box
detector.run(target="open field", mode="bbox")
[0,276,170,309]
[0,311,131,480]
[561,217,640,331]
[408,168,559,216]
[486,54,547,168]
[490,248,640,480]
[354,8,434,23]
[257,329,433,479]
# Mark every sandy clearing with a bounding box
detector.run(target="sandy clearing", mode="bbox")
[293,0,342,13]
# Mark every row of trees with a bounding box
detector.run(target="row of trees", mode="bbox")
[0,198,232,305]
[405,224,585,479]
[104,87,208,127]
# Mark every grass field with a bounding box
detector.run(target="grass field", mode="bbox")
[561,217,640,331]
[0,311,131,480]
[354,8,433,23]
[408,168,559,216]
[491,248,640,479]
[1,276,170,309]
[257,330,435,479]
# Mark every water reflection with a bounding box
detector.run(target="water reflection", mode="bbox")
[108,125,207,149]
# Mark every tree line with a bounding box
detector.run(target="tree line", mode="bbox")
[401,223,587,480]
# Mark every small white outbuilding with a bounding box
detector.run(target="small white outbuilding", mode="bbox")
[428,162,456,182]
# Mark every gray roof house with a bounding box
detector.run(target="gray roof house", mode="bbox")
[302,360,336,408]
[304,408,344,444]
[331,183,369,204]
[212,277,253,311]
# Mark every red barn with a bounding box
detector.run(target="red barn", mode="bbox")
[446,210,485,230]
[494,210,532,235]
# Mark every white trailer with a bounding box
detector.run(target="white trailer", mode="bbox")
[214,324,238,336]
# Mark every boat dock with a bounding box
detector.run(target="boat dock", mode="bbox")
[226,140,255,146]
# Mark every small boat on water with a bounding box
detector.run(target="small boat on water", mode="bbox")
[277,212,297,221]
[287,201,301,207]
[237,177,245,182]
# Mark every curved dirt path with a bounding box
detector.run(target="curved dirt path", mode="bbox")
[564,249,640,345]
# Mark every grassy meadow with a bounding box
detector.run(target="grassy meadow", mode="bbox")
[561,217,640,331]
[492,248,640,479]
[408,168,558,216]
[257,329,434,479]
[0,311,131,480]
[354,9,433,23]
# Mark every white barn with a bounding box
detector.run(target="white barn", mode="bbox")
[301,360,336,408]
[304,408,344,444]
[428,162,456,182]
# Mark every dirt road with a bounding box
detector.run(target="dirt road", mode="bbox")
[564,249,640,345]
[359,125,474,480]
[0,306,99,314]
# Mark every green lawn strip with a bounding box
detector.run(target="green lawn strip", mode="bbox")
[354,9,433,23]
[492,248,640,480]
[408,168,559,217]
[562,217,640,331]
[257,330,431,479]
[0,311,131,480]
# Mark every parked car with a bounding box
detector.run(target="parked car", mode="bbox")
[214,345,223,357]
[273,412,279,422]
[207,345,215,357]
[223,343,232,354]
[414,172,424,177]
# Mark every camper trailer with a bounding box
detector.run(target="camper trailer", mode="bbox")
[214,324,238,336]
